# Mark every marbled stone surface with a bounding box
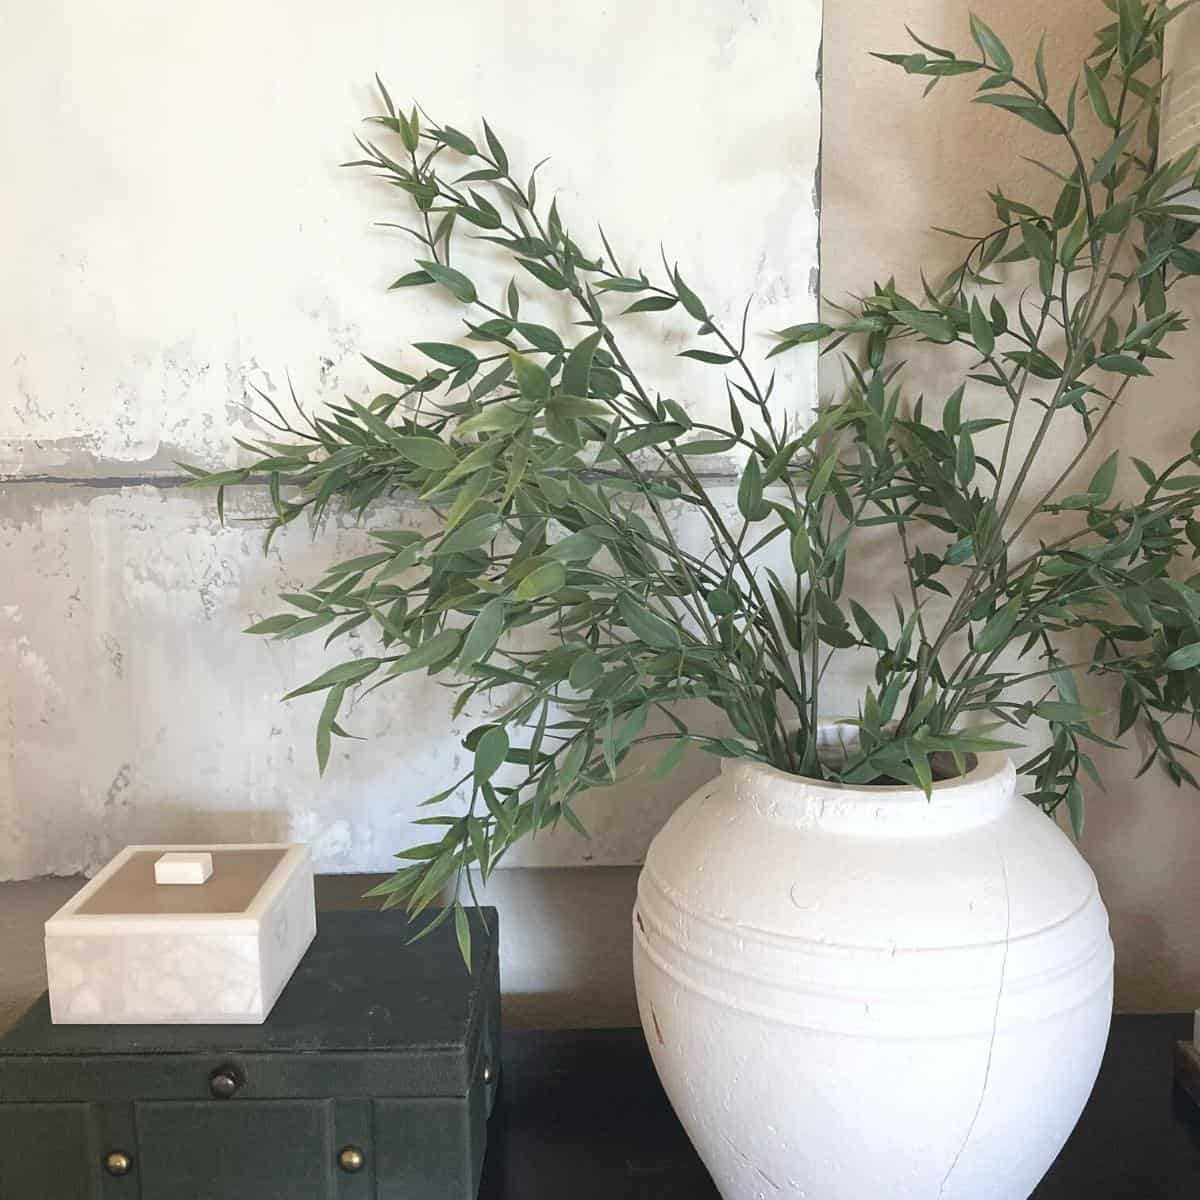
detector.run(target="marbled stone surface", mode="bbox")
[45,846,316,1024]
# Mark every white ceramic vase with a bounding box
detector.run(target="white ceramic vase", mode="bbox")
[632,732,1114,1200]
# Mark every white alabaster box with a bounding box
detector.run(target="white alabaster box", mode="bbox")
[44,844,316,1025]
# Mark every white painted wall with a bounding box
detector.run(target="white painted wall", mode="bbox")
[0,0,823,879]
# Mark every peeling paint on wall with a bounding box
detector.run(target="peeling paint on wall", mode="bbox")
[0,0,823,880]
[0,485,783,878]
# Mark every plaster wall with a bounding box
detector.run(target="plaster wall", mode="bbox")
[0,1,821,877]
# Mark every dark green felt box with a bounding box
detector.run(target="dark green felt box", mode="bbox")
[0,908,500,1199]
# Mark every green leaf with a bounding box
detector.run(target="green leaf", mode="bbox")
[1037,701,1104,724]
[1091,121,1137,184]
[615,423,686,453]
[1052,177,1082,229]
[509,352,551,400]
[969,299,995,357]
[548,531,601,563]
[454,405,526,438]
[974,598,1021,654]
[956,434,976,486]
[618,594,681,649]
[773,322,834,343]
[454,904,472,968]
[1166,643,1200,671]
[389,269,434,290]
[362,354,417,386]
[624,295,678,315]
[569,652,605,690]
[482,119,508,172]
[515,322,562,354]
[245,613,302,636]
[942,383,964,435]
[562,331,603,396]
[1059,209,1089,268]
[1021,219,1054,267]
[439,125,478,155]
[651,739,689,779]
[459,598,506,667]
[1088,451,1119,502]
[474,725,510,784]
[790,525,812,575]
[395,436,457,470]
[1084,64,1115,128]
[517,257,567,291]
[386,629,462,677]
[1035,32,1049,98]
[911,751,934,799]
[969,15,1013,73]
[1117,0,1145,69]
[1097,354,1150,377]
[850,601,888,651]
[706,589,737,616]
[1067,782,1085,841]
[375,74,396,118]
[316,684,345,774]
[678,437,737,456]
[737,456,766,521]
[415,342,477,370]
[896,309,956,343]
[515,561,567,600]
[415,260,477,304]
[436,512,501,555]
[594,276,649,293]
[974,94,1063,134]
[673,269,708,321]
[284,657,380,700]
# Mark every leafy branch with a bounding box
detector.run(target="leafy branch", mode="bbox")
[186,3,1200,943]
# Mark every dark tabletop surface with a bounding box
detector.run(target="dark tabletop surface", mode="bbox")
[1,909,498,1056]
[479,1015,1200,1199]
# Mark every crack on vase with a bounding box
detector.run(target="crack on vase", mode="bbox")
[937,852,1012,1198]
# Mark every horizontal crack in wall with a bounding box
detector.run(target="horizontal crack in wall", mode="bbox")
[2,469,746,491]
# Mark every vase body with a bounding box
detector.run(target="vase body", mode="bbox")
[632,745,1113,1200]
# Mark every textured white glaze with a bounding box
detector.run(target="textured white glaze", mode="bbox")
[44,844,315,1023]
[633,750,1113,1200]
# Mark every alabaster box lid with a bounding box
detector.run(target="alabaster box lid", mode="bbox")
[44,843,310,938]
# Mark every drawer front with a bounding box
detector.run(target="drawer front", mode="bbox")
[0,1103,97,1200]
[375,1097,477,1200]
[135,1099,335,1199]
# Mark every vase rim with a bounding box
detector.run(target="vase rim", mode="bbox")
[719,750,1007,796]
[719,719,1014,806]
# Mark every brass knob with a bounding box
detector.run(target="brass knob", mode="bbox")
[209,1065,242,1099]
[338,1145,366,1174]
[104,1151,133,1177]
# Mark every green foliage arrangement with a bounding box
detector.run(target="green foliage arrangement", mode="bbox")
[191,2,1200,945]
